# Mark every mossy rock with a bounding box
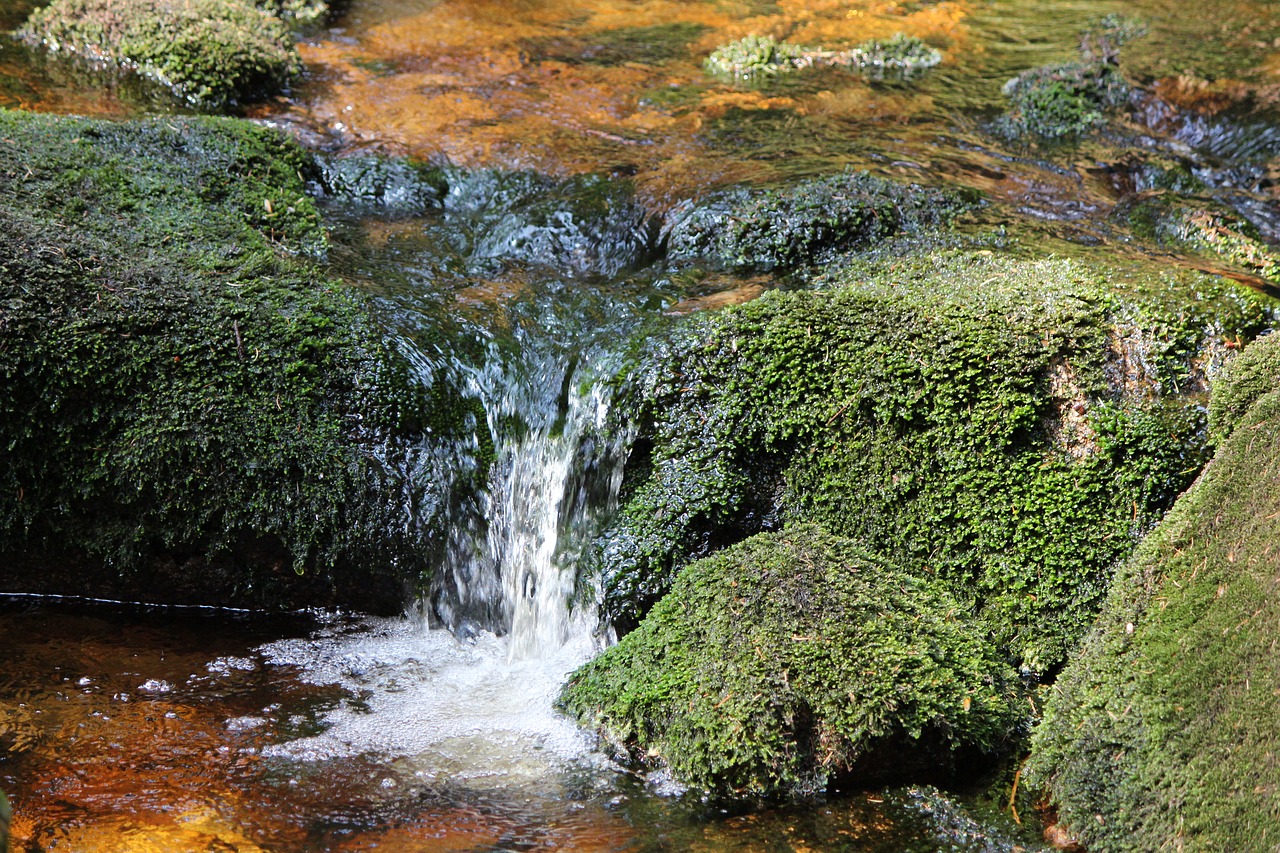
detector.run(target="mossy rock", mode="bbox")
[1119,190,1280,284]
[16,0,303,107]
[561,525,1024,798]
[1000,61,1130,139]
[0,109,468,611]
[598,251,1273,672]
[664,171,974,271]
[1027,332,1280,849]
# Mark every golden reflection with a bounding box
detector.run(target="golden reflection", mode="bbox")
[266,0,973,196]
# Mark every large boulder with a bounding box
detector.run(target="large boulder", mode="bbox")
[16,0,304,106]
[560,525,1023,798]
[597,251,1273,673]
[1027,331,1280,850]
[0,110,469,611]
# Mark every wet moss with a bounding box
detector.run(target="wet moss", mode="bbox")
[704,35,806,81]
[1027,331,1280,850]
[0,110,451,610]
[16,0,303,107]
[598,251,1273,671]
[664,170,975,271]
[561,525,1023,798]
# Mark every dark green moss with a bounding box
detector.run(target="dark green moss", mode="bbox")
[562,525,1023,798]
[1000,61,1129,140]
[664,170,975,271]
[0,110,458,610]
[599,251,1272,671]
[1027,331,1280,849]
[16,0,302,107]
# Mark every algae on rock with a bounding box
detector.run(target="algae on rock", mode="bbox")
[1027,332,1280,849]
[598,251,1272,673]
[0,110,461,611]
[16,0,303,106]
[561,525,1023,798]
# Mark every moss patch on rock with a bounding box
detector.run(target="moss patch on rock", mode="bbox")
[561,525,1023,798]
[0,110,454,611]
[16,0,303,106]
[598,251,1272,672]
[1027,331,1280,849]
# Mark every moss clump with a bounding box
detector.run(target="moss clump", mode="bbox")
[833,33,942,80]
[17,0,302,106]
[599,251,1272,671]
[562,525,1023,798]
[0,110,455,611]
[1001,62,1129,139]
[704,35,807,80]
[1027,332,1280,849]
[1120,191,1280,284]
[664,170,974,271]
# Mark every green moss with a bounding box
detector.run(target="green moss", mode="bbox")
[664,170,975,271]
[1000,61,1129,139]
[834,33,942,80]
[0,110,459,610]
[561,525,1023,798]
[704,35,807,80]
[599,251,1273,671]
[1027,332,1280,850]
[17,0,302,106]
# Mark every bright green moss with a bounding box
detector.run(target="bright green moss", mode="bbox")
[599,251,1272,671]
[0,110,459,610]
[17,0,302,106]
[703,35,807,80]
[1027,332,1280,849]
[562,525,1023,798]
[1000,62,1129,139]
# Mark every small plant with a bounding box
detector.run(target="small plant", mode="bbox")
[704,34,807,80]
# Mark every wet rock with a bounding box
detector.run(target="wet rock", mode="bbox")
[1027,332,1280,850]
[560,525,1023,798]
[446,169,660,278]
[0,110,466,612]
[15,0,302,107]
[664,170,973,271]
[318,154,447,216]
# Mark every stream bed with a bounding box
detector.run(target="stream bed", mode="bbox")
[2,0,1280,849]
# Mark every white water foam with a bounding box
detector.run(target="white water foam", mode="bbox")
[258,336,630,788]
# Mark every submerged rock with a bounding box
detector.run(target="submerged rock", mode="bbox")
[0,110,464,611]
[1027,332,1280,849]
[598,251,1272,672]
[318,154,447,216]
[16,0,303,107]
[560,525,1023,798]
[664,171,973,271]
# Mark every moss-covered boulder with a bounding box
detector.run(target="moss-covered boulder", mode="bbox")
[561,525,1023,798]
[16,0,303,106]
[0,109,460,611]
[599,251,1273,672]
[664,171,973,271]
[1027,332,1280,849]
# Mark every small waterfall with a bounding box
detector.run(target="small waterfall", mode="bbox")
[430,337,629,659]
